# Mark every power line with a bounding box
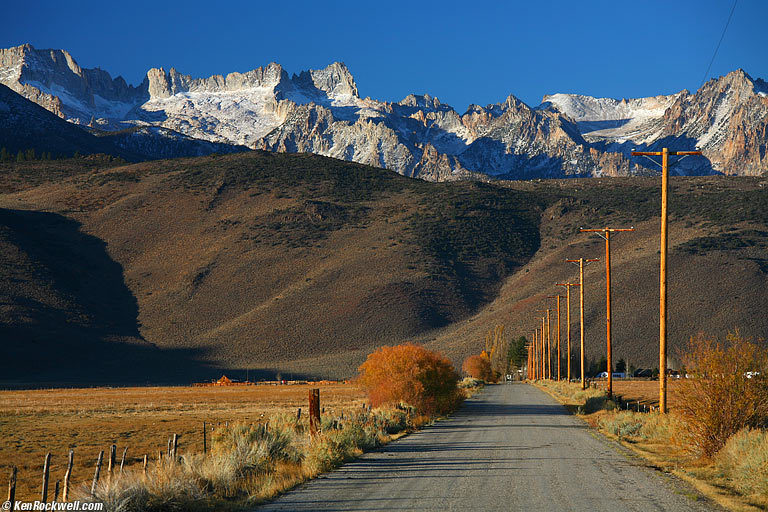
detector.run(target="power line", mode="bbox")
[700,0,738,87]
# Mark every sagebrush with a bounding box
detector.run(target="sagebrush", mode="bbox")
[84,407,422,511]
[715,428,768,497]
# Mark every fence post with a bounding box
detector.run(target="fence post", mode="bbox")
[296,408,301,423]
[143,454,148,476]
[8,466,17,512]
[91,450,104,496]
[309,388,320,436]
[172,434,179,462]
[41,452,51,503]
[108,445,116,476]
[53,480,60,503]
[121,447,128,473]
[203,422,207,455]
[63,450,73,502]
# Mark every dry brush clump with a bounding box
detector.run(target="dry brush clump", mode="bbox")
[458,377,484,390]
[462,354,494,382]
[677,332,768,457]
[715,428,768,497]
[357,343,463,415]
[597,410,686,444]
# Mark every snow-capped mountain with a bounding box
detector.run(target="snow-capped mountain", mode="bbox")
[542,70,768,176]
[2,44,766,178]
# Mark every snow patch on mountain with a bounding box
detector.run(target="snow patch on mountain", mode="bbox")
[697,90,733,149]
[25,80,136,123]
[541,93,680,145]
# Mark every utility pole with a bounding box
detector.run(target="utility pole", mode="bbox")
[527,342,532,380]
[532,329,539,380]
[548,295,563,380]
[546,310,552,379]
[533,328,541,380]
[631,148,701,414]
[540,317,547,379]
[566,258,599,389]
[556,283,580,382]
[536,309,552,379]
[580,227,634,399]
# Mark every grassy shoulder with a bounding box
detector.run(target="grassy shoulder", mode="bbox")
[81,406,429,510]
[77,378,483,511]
[533,380,768,512]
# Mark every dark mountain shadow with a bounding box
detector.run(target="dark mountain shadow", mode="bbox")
[591,135,718,176]
[459,137,591,179]
[0,208,302,387]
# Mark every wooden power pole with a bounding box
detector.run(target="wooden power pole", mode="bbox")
[580,227,634,399]
[556,282,579,382]
[631,148,701,413]
[536,310,552,379]
[539,316,547,380]
[533,329,539,380]
[566,258,599,389]
[548,295,563,380]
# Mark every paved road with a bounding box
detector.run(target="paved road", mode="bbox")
[256,383,719,511]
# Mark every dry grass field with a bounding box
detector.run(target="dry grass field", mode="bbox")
[0,382,365,501]
[593,379,684,410]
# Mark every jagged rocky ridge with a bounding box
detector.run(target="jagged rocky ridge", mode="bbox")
[2,44,766,178]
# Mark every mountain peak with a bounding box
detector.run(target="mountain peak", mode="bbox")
[307,61,358,99]
[399,93,442,110]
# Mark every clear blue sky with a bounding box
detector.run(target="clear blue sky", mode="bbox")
[4,0,766,111]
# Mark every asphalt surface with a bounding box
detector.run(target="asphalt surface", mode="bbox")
[256,383,720,511]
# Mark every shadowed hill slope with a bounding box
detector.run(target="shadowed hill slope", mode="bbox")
[1,152,766,384]
[0,83,138,160]
[0,151,545,384]
[0,83,248,162]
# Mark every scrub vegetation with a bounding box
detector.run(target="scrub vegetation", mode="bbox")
[535,331,768,511]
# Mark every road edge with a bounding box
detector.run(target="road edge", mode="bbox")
[530,381,731,512]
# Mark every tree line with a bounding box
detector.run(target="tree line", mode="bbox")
[0,147,80,162]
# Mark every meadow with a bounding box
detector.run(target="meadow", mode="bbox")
[0,382,365,501]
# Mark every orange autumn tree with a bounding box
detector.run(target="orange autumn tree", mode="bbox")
[462,354,493,381]
[358,343,461,415]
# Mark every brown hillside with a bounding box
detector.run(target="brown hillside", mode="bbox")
[0,152,542,385]
[1,153,766,385]
[426,176,768,373]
